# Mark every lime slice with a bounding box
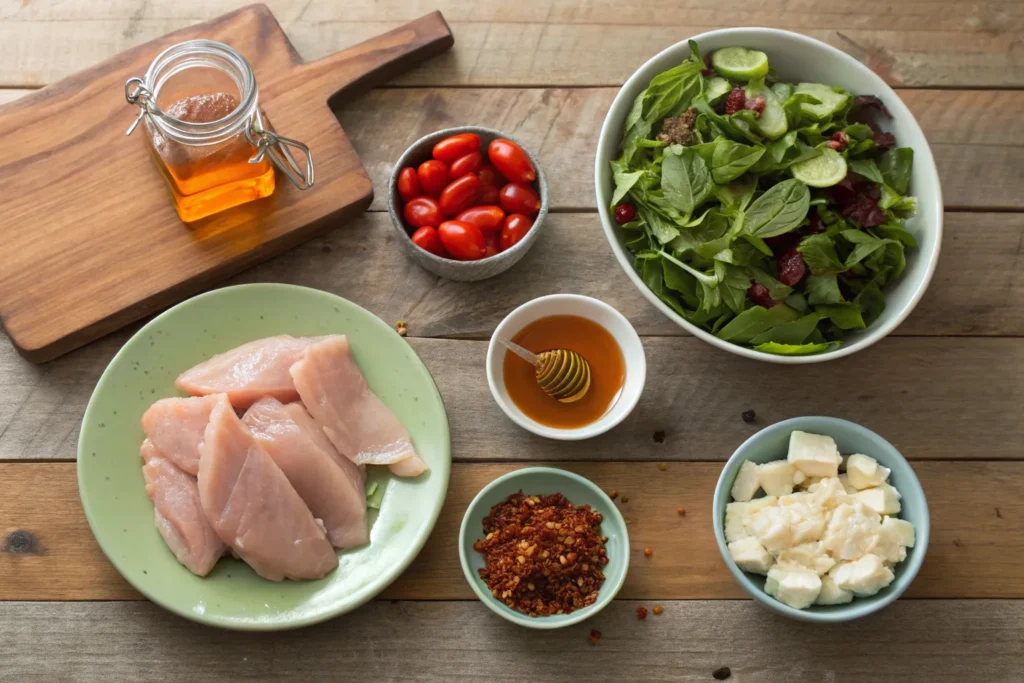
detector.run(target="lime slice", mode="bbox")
[711,47,769,81]
[790,147,847,188]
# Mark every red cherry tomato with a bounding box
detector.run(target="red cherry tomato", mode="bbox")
[477,184,501,205]
[410,226,446,257]
[498,182,541,216]
[477,163,505,188]
[488,139,536,185]
[432,133,481,164]
[483,230,500,258]
[438,173,481,216]
[438,220,486,261]
[455,205,505,233]
[417,160,449,198]
[403,197,443,228]
[449,151,483,179]
[397,167,421,202]
[499,213,533,251]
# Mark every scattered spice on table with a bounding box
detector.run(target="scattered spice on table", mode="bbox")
[395,320,408,337]
[677,506,686,516]
[653,605,663,615]
[588,628,602,646]
[473,491,607,617]
[742,409,756,423]
[644,547,652,557]
[608,489,618,500]
[636,606,648,620]
[657,462,668,471]
[712,666,732,680]
[620,495,629,503]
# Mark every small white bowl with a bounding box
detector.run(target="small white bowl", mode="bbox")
[486,295,646,440]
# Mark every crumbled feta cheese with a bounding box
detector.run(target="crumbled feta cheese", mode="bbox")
[731,460,761,502]
[807,477,850,511]
[787,431,842,478]
[765,565,822,609]
[815,574,854,605]
[846,454,891,490]
[822,503,882,561]
[786,502,826,545]
[837,473,858,494]
[855,482,902,516]
[758,460,796,496]
[829,554,895,596]
[728,537,775,574]
[793,470,806,485]
[777,541,836,575]
[748,506,792,552]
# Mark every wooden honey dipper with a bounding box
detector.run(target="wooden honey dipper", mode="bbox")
[497,336,591,403]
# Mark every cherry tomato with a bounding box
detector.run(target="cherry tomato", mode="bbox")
[417,160,449,198]
[498,182,541,216]
[432,133,481,164]
[438,173,481,216]
[449,151,483,179]
[438,220,486,261]
[488,139,536,185]
[477,184,500,205]
[499,213,533,251]
[477,163,505,188]
[397,167,421,202]
[483,230,500,258]
[410,226,446,257]
[403,197,443,228]
[456,205,505,233]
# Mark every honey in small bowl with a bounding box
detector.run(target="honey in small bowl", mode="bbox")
[503,315,625,429]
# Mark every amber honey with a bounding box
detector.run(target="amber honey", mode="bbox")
[503,315,625,429]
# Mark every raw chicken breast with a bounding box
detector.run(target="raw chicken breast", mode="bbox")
[197,395,338,581]
[141,394,222,475]
[141,439,225,577]
[176,335,320,410]
[243,397,369,549]
[290,335,428,477]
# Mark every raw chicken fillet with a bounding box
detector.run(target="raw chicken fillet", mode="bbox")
[141,439,225,577]
[197,395,338,581]
[141,394,222,475]
[290,335,428,477]
[244,397,369,549]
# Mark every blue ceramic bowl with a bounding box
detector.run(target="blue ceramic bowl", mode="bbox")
[458,467,629,629]
[713,417,930,622]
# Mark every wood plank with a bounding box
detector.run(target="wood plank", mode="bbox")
[2,461,1021,601]
[2,600,1022,682]
[0,89,30,105]
[335,88,1024,212]
[2,1,1023,87]
[3,329,1023,462]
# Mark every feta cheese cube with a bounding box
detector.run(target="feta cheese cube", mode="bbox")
[731,460,761,502]
[758,460,796,496]
[829,554,895,597]
[846,454,891,490]
[777,542,836,575]
[765,565,822,609]
[838,473,858,494]
[747,496,779,513]
[815,574,854,605]
[855,482,902,516]
[728,537,775,574]
[786,502,826,545]
[787,431,842,478]
[807,477,850,511]
[882,516,916,548]
[823,503,883,560]
[725,502,751,542]
[747,506,792,552]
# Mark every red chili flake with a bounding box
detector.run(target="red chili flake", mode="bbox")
[828,130,850,151]
[744,95,766,116]
[777,247,808,287]
[637,606,648,620]
[724,88,746,115]
[747,282,776,308]
[615,203,636,224]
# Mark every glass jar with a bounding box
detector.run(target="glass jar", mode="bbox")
[124,40,313,223]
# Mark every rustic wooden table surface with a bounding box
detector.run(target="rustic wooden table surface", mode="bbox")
[1,1,1023,681]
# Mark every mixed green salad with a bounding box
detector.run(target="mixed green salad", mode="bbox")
[610,43,918,355]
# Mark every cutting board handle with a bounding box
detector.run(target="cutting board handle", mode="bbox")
[295,11,454,105]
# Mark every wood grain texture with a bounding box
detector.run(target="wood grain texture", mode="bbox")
[2,1,1023,87]
[2,462,1021,601]
[0,6,453,362]
[2,600,1023,682]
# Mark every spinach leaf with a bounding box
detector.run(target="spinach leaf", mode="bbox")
[714,175,757,211]
[745,179,811,238]
[750,312,823,345]
[662,148,712,215]
[854,279,886,326]
[716,261,753,314]
[879,147,913,194]
[798,233,846,275]
[874,222,919,249]
[754,341,842,355]
[611,169,644,206]
[711,140,766,184]
[815,302,866,330]
[716,305,799,343]
[805,274,842,305]
[750,267,793,300]
[841,229,890,268]
[844,123,873,140]
[636,202,679,244]
[848,158,885,185]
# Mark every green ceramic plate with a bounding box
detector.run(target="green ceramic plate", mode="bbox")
[77,284,451,630]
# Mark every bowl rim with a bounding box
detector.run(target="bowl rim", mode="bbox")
[387,125,549,271]
[712,416,931,622]
[485,294,647,441]
[594,27,944,365]
[457,466,630,629]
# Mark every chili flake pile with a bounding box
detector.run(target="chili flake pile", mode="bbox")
[474,491,607,617]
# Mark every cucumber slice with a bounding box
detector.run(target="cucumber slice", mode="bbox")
[746,83,788,140]
[711,47,769,81]
[771,82,793,101]
[790,147,847,188]
[705,76,732,103]
[794,82,849,120]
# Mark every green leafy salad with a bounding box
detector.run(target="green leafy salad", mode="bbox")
[610,43,918,355]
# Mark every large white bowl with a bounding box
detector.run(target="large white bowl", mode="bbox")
[594,28,943,364]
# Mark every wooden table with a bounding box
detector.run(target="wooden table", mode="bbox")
[2,1,1023,680]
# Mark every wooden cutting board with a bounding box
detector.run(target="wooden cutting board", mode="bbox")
[0,4,453,363]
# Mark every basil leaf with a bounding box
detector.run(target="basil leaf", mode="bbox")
[798,233,846,275]
[805,274,842,305]
[636,203,679,244]
[716,305,799,343]
[750,312,823,345]
[855,279,886,326]
[714,175,757,211]
[745,179,811,238]
[874,223,919,249]
[716,261,754,315]
[879,147,913,194]
[754,341,842,355]
[711,140,766,184]
[662,148,712,215]
[848,158,885,185]
[816,302,866,330]
[841,229,890,268]
[750,267,793,300]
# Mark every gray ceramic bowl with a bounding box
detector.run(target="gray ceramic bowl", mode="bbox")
[713,416,929,623]
[388,126,548,282]
[458,467,629,629]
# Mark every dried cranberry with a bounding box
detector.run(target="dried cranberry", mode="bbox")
[747,282,776,308]
[724,88,746,115]
[777,248,808,287]
[828,130,850,151]
[615,203,636,224]
[744,95,766,116]
[702,54,715,77]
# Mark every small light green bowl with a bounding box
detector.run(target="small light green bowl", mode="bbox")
[713,416,930,623]
[458,467,629,629]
